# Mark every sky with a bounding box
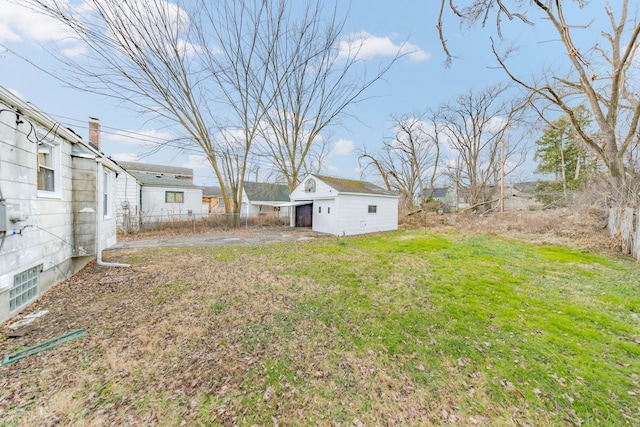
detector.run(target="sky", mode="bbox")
[0,0,613,187]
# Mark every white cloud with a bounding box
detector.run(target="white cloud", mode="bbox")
[107,129,173,147]
[485,116,510,133]
[182,154,209,170]
[330,138,355,156]
[0,0,196,59]
[337,31,429,62]
[0,0,79,44]
[215,127,249,149]
[112,152,141,162]
[61,44,87,58]
[101,0,197,59]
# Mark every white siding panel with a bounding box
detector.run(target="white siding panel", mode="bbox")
[335,195,398,236]
[141,186,203,222]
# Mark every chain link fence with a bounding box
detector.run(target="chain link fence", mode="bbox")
[116,211,290,235]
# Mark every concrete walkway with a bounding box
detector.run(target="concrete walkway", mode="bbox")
[109,229,321,250]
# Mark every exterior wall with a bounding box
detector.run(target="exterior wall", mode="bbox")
[100,166,118,249]
[0,106,81,322]
[203,196,220,214]
[502,189,542,211]
[290,176,336,200]
[242,203,290,219]
[240,189,258,217]
[115,171,141,231]
[311,198,337,235]
[0,88,119,323]
[334,195,398,236]
[140,186,204,222]
[71,156,97,256]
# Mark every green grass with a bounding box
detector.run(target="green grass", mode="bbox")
[260,231,640,425]
[1,230,638,426]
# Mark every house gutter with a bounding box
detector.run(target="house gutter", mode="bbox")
[96,159,129,268]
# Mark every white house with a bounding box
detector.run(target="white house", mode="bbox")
[117,161,204,225]
[288,174,399,236]
[241,181,290,221]
[0,86,123,323]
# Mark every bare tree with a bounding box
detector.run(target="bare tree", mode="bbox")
[256,2,401,192]
[20,0,277,223]
[21,0,379,222]
[439,0,640,205]
[359,112,441,210]
[437,84,526,208]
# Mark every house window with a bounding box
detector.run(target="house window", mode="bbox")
[10,266,39,312]
[37,142,60,195]
[327,207,330,214]
[166,191,184,203]
[318,206,322,214]
[368,205,377,214]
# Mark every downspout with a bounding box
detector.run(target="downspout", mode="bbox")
[96,159,129,268]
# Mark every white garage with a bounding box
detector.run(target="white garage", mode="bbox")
[288,174,399,236]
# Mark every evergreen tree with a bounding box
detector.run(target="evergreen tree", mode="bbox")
[533,106,593,205]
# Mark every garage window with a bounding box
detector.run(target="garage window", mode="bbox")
[368,205,377,214]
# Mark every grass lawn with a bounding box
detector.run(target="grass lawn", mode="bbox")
[1,230,638,426]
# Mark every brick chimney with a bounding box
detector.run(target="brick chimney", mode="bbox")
[88,117,100,150]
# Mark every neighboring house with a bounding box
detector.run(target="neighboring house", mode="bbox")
[424,187,470,211]
[202,186,223,214]
[288,174,399,236]
[117,161,204,223]
[241,181,290,220]
[429,187,455,206]
[501,182,542,211]
[0,86,122,323]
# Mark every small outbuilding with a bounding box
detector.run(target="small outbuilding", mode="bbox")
[241,181,290,220]
[288,174,399,236]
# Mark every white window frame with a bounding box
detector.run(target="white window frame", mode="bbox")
[37,141,62,198]
[103,170,112,218]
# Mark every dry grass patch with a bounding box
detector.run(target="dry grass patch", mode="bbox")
[0,223,637,426]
